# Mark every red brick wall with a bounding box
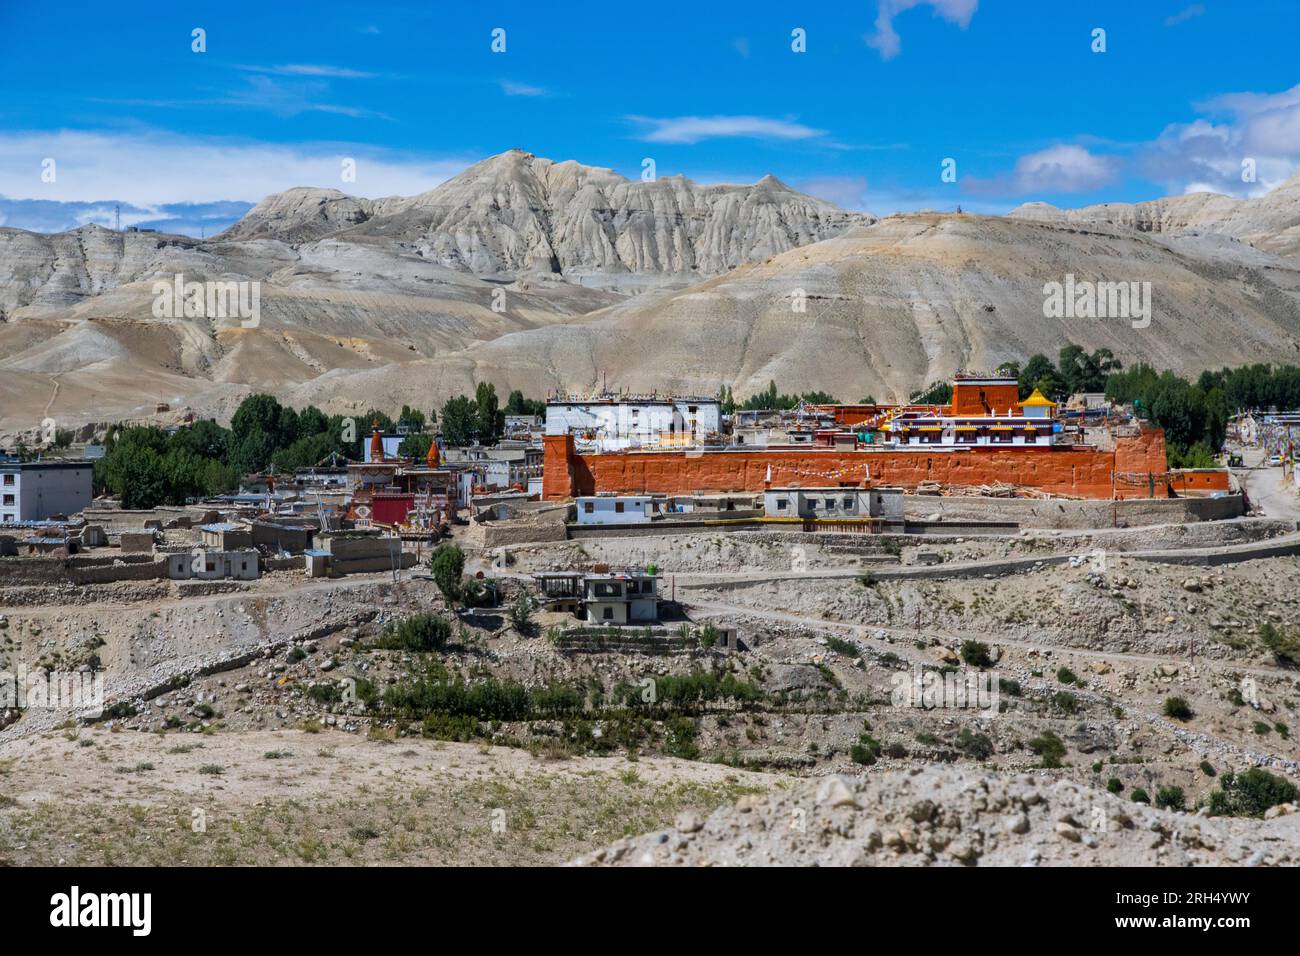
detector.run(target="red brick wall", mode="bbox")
[541,423,1228,501]
[952,382,1021,416]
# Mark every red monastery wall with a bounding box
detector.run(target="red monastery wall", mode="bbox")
[543,428,1227,501]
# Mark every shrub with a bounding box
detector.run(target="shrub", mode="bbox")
[851,731,882,766]
[1199,760,1216,777]
[1107,777,1124,794]
[1207,768,1299,818]
[1028,730,1066,768]
[1130,788,1150,804]
[960,641,993,668]
[826,635,859,657]
[307,683,342,704]
[998,678,1022,697]
[428,543,465,605]
[377,613,452,652]
[1056,666,1079,685]
[1155,786,1186,811]
[1258,622,1300,663]
[1254,721,1272,736]
[1053,691,1078,714]
[956,728,993,760]
[1163,697,1193,721]
[508,594,534,635]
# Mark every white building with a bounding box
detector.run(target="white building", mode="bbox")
[575,494,669,525]
[763,486,904,522]
[167,548,260,580]
[0,459,94,523]
[583,572,659,624]
[546,395,721,451]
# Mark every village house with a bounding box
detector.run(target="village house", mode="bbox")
[546,393,721,451]
[533,569,661,624]
[167,548,260,581]
[763,486,905,522]
[0,458,93,523]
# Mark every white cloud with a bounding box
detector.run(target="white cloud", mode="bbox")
[629,115,825,144]
[867,0,978,60]
[240,63,378,79]
[1142,84,1300,194]
[500,80,549,97]
[965,144,1120,197]
[0,129,472,208]
[1164,4,1205,27]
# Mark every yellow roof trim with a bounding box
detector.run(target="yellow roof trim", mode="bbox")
[1021,388,1057,407]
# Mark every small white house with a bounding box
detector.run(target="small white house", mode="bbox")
[763,486,904,522]
[583,572,659,624]
[168,548,260,581]
[575,494,668,525]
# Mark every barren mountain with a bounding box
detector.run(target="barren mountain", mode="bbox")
[223,149,871,286]
[5,151,1300,437]
[1010,172,1300,258]
[288,212,1300,410]
[0,151,866,437]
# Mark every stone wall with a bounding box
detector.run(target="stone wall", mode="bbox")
[903,493,1244,529]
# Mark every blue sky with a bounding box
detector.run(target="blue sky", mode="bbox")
[2,0,1299,235]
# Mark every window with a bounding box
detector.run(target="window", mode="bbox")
[2,514,11,522]
[2,474,12,485]
[776,499,788,510]
[602,607,613,620]
[843,497,854,509]
[2,495,12,506]
[614,501,625,513]
[583,502,594,513]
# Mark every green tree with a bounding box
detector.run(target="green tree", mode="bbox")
[116,444,167,509]
[440,395,479,446]
[474,382,504,445]
[429,543,466,606]
[398,433,434,460]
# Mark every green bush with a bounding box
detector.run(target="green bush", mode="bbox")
[508,594,534,635]
[1107,777,1124,794]
[1056,666,1078,685]
[376,613,452,652]
[1163,697,1193,721]
[1155,786,1186,812]
[961,641,993,668]
[1028,730,1066,768]
[1053,691,1078,714]
[428,543,466,605]
[851,730,882,766]
[1131,788,1150,804]
[826,635,859,657]
[1258,622,1300,663]
[956,728,993,760]
[1206,768,1299,818]
[1199,760,1216,777]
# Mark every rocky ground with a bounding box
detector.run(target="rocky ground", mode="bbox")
[3,515,1300,865]
[573,767,1300,867]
